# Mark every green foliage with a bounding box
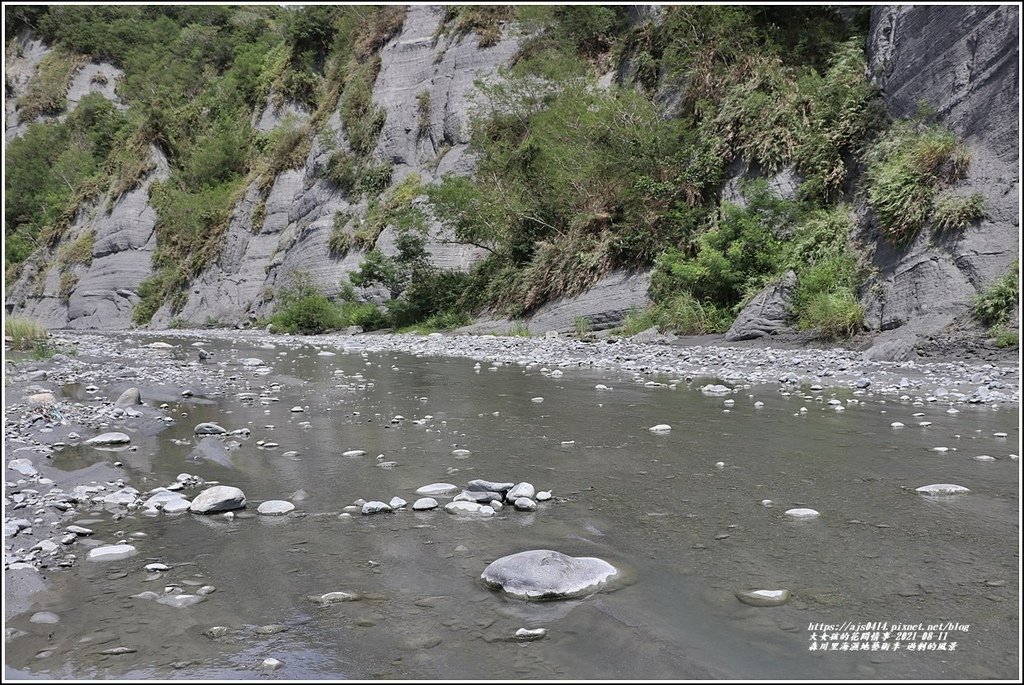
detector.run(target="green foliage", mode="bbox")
[932,192,987,232]
[4,317,49,350]
[440,6,515,48]
[865,119,970,243]
[328,212,353,256]
[416,89,431,140]
[17,47,84,120]
[270,272,342,335]
[795,291,864,340]
[972,261,1019,328]
[340,56,386,157]
[262,119,311,174]
[991,326,1018,349]
[505,322,531,337]
[572,316,591,337]
[354,174,425,249]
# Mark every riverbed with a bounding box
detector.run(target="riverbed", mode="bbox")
[4,331,1019,679]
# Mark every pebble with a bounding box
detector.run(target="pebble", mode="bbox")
[413,497,438,510]
[84,432,131,446]
[784,508,820,520]
[535,491,552,502]
[193,423,227,435]
[388,496,407,509]
[343,450,366,457]
[648,424,671,433]
[262,658,283,670]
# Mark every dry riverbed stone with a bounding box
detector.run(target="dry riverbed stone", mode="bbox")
[481,550,618,600]
[189,486,246,514]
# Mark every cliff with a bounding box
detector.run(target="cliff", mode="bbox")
[4,5,1019,352]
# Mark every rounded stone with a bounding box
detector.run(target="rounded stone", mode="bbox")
[193,423,227,436]
[513,497,537,511]
[415,483,459,497]
[84,432,131,446]
[915,484,970,496]
[87,544,137,562]
[257,500,295,516]
[481,550,618,600]
[735,589,791,607]
[506,482,535,501]
[784,508,820,519]
[189,486,246,514]
[412,497,438,511]
[648,424,671,433]
[361,501,392,515]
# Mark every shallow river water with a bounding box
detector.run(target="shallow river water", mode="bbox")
[5,337,1020,679]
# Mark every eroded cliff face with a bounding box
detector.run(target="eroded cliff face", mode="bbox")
[860,5,1019,359]
[5,6,1019,341]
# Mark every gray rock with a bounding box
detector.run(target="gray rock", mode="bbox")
[515,627,547,641]
[725,271,796,341]
[506,482,536,501]
[87,544,137,562]
[156,594,204,608]
[513,497,537,512]
[481,550,618,600]
[784,508,820,519]
[415,483,459,497]
[114,387,142,407]
[29,611,58,624]
[7,458,38,477]
[412,497,438,510]
[524,270,652,333]
[466,479,514,494]
[189,486,246,514]
[735,589,792,607]
[142,489,190,514]
[915,483,970,496]
[84,432,131,446]
[388,496,407,509]
[193,422,228,435]
[361,501,392,515]
[26,392,56,407]
[454,490,502,504]
[257,500,295,516]
[861,6,1018,346]
[535,491,552,502]
[444,501,494,516]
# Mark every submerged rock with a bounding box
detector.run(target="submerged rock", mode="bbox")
[467,479,514,494]
[444,501,494,516]
[481,550,618,600]
[784,508,820,519]
[84,432,131,446]
[361,501,392,515]
[257,500,295,516]
[189,486,246,514]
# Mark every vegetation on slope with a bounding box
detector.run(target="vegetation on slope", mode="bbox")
[5,6,989,341]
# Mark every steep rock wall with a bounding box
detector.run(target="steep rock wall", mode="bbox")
[861,5,1019,358]
[152,5,519,327]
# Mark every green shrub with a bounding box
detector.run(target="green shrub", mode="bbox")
[932,192,987,232]
[972,261,1019,328]
[506,322,531,337]
[5,317,48,350]
[440,6,515,48]
[340,56,386,157]
[416,90,431,140]
[328,212,353,255]
[796,291,863,340]
[339,301,387,330]
[324,150,359,192]
[17,48,85,120]
[618,307,657,336]
[270,274,343,334]
[653,292,733,335]
[865,120,969,243]
[991,326,1018,349]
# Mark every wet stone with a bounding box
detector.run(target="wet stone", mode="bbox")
[412,498,438,511]
[87,544,137,562]
[416,483,459,497]
[481,550,618,600]
[257,500,295,516]
[189,486,246,514]
[735,589,792,607]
